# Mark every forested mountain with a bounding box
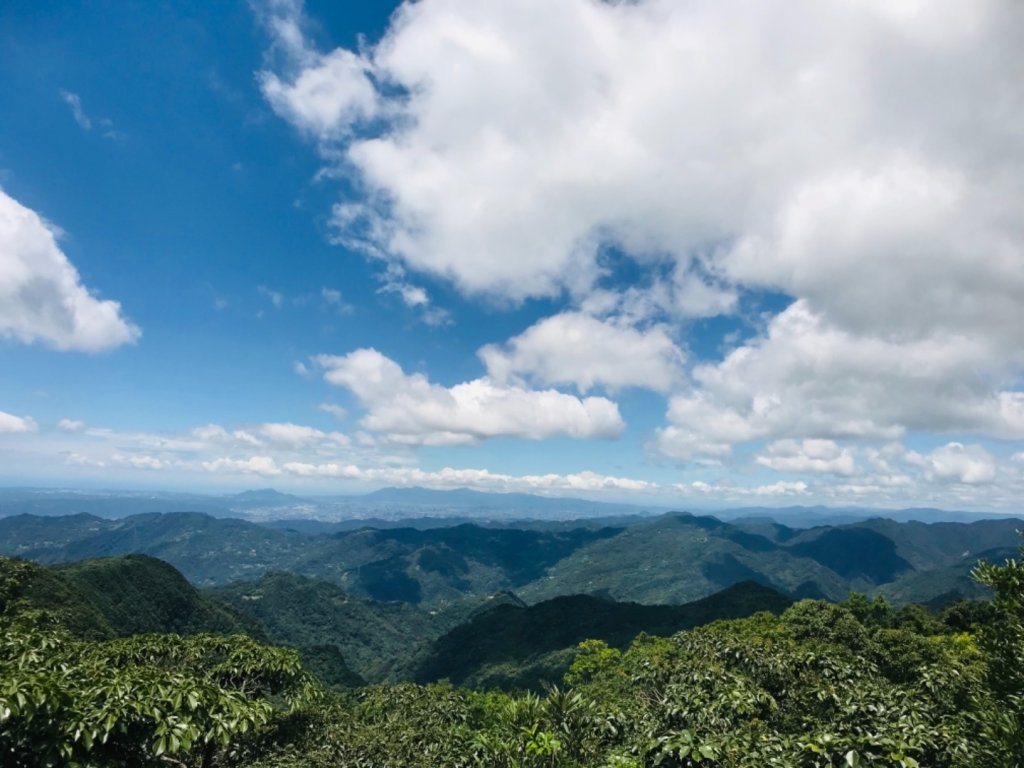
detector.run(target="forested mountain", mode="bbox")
[0,554,113,639]
[412,581,793,691]
[0,553,794,692]
[0,555,366,690]
[0,512,306,583]
[1,511,1019,609]
[208,571,458,682]
[3,538,1022,767]
[53,554,259,637]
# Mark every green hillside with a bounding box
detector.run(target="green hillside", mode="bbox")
[209,571,438,681]
[53,554,259,637]
[0,512,305,584]
[209,571,530,682]
[413,581,793,690]
[0,556,112,639]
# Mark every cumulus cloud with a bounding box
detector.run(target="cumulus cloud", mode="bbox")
[256,0,379,142]
[259,0,1024,463]
[480,312,683,393]
[57,419,86,432]
[0,189,140,352]
[0,411,37,434]
[905,442,997,485]
[257,0,1023,302]
[314,347,624,445]
[655,301,1024,459]
[756,439,857,477]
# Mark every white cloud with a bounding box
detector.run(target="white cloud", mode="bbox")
[722,159,1024,343]
[0,189,140,351]
[59,90,91,130]
[193,424,259,447]
[260,0,1024,462]
[318,402,347,420]
[258,285,284,307]
[259,31,378,140]
[259,421,350,447]
[57,418,86,432]
[59,90,121,140]
[279,460,655,494]
[0,411,37,434]
[191,424,232,441]
[682,479,809,498]
[314,347,624,445]
[905,442,997,485]
[756,439,857,476]
[258,0,1024,306]
[753,480,810,497]
[233,429,264,447]
[113,453,166,470]
[201,455,282,476]
[321,287,354,314]
[655,301,1024,459]
[14,409,1024,508]
[480,312,683,393]
[191,421,351,449]
[376,264,451,325]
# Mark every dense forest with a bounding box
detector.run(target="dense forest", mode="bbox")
[1,528,1022,767]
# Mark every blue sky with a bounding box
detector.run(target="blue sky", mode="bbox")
[1,0,1023,510]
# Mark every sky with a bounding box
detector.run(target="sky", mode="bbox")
[1,0,1023,510]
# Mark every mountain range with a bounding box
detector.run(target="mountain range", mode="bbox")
[3,486,1017,527]
[1,508,1018,610]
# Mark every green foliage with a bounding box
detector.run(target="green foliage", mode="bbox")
[939,597,998,633]
[415,581,792,691]
[0,625,317,767]
[55,554,259,637]
[3,532,1024,767]
[0,557,318,767]
[228,580,1021,768]
[973,532,1024,759]
[0,556,113,639]
[297,645,366,689]
[564,640,621,687]
[207,571,448,681]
